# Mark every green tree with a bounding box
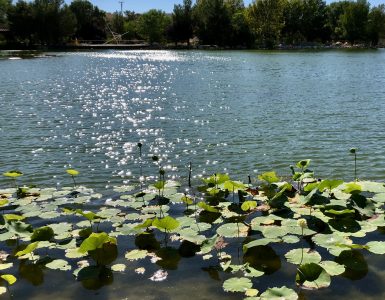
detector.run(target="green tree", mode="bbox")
[301,0,329,41]
[326,1,350,40]
[137,9,171,44]
[367,4,385,45]
[193,0,232,46]
[0,0,11,25]
[225,0,252,46]
[339,0,369,43]
[247,0,285,48]
[8,0,35,45]
[282,0,305,44]
[69,0,106,40]
[168,0,193,45]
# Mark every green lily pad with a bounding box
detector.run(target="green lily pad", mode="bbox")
[285,248,322,265]
[198,202,219,213]
[224,180,246,192]
[260,286,298,299]
[216,223,249,238]
[319,261,345,276]
[296,263,331,289]
[125,249,148,261]
[261,226,288,239]
[366,241,385,254]
[223,277,252,293]
[318,180,344,192]
[45,259,71,271]
[372,193,385,203]
[111,264,126,272]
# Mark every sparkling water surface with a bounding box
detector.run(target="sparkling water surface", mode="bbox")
[1,49,385,299]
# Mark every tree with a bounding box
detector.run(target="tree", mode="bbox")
[168,0,193,45]
[367,4,385,45]
[225,0,253,47]
[247,0,285,48]
[69,0,106,40]
[137,9,171,44]
[301,0,329,41]
[0,0,11,25]
[193,0,232,46]
[339,0,369,43]
[282,0,305,44]
[8,0,35,45]
[326,1,350,40]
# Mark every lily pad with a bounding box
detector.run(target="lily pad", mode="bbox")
[217,223,249,238]
[260,286,298,299]
[296,263,331,289]
[0,274,16,285]
[366,241,385,255]
[319,261,345,276]
[45,259,71,271]
[153,216,180,232]
[125,249,148,261]
[223,277,252,293]
[285,248,322,265]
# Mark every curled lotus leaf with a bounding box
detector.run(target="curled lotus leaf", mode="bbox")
[241,201,257,211]
[78,232,116,253]
[66,169,79,176]
[198,202,219,213]
[153,216,180,232]
[3,170,23,178]
[223,277,252,293]
[15,242,39,257]
[1,274,16,285]
[0,199,9,207]
[258,171,279,184]
[260,286,298,299]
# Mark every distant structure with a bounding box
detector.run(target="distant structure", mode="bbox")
[119,1,124,15]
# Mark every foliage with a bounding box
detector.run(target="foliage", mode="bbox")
[137,9,171,44]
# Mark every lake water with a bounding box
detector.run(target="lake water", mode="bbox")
[1,50,385,189]
[1,50,385,300]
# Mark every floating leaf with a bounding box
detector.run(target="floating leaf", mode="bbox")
[285,248,322,265]
[343,183,362,194]
[153,216,180,232]
[111,264,126,272]
[46,259,71,271]
[4,214,25,221]
[319,261,345,276]
[217,223,249,238]
[260,286,298,299]
[0,287,6,295]
[0,263,13,271]
[223,277,252,293]
[66,169,79,176]
[296,263,331,289]
[1,274,16,285]
[203,173,230,185]
[366,241,385,254]
[181,195,193,205]
[125,249,148,261]
[0,199,9,207]
[31,226,54,242]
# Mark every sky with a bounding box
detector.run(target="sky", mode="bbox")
[67,0,385,13]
